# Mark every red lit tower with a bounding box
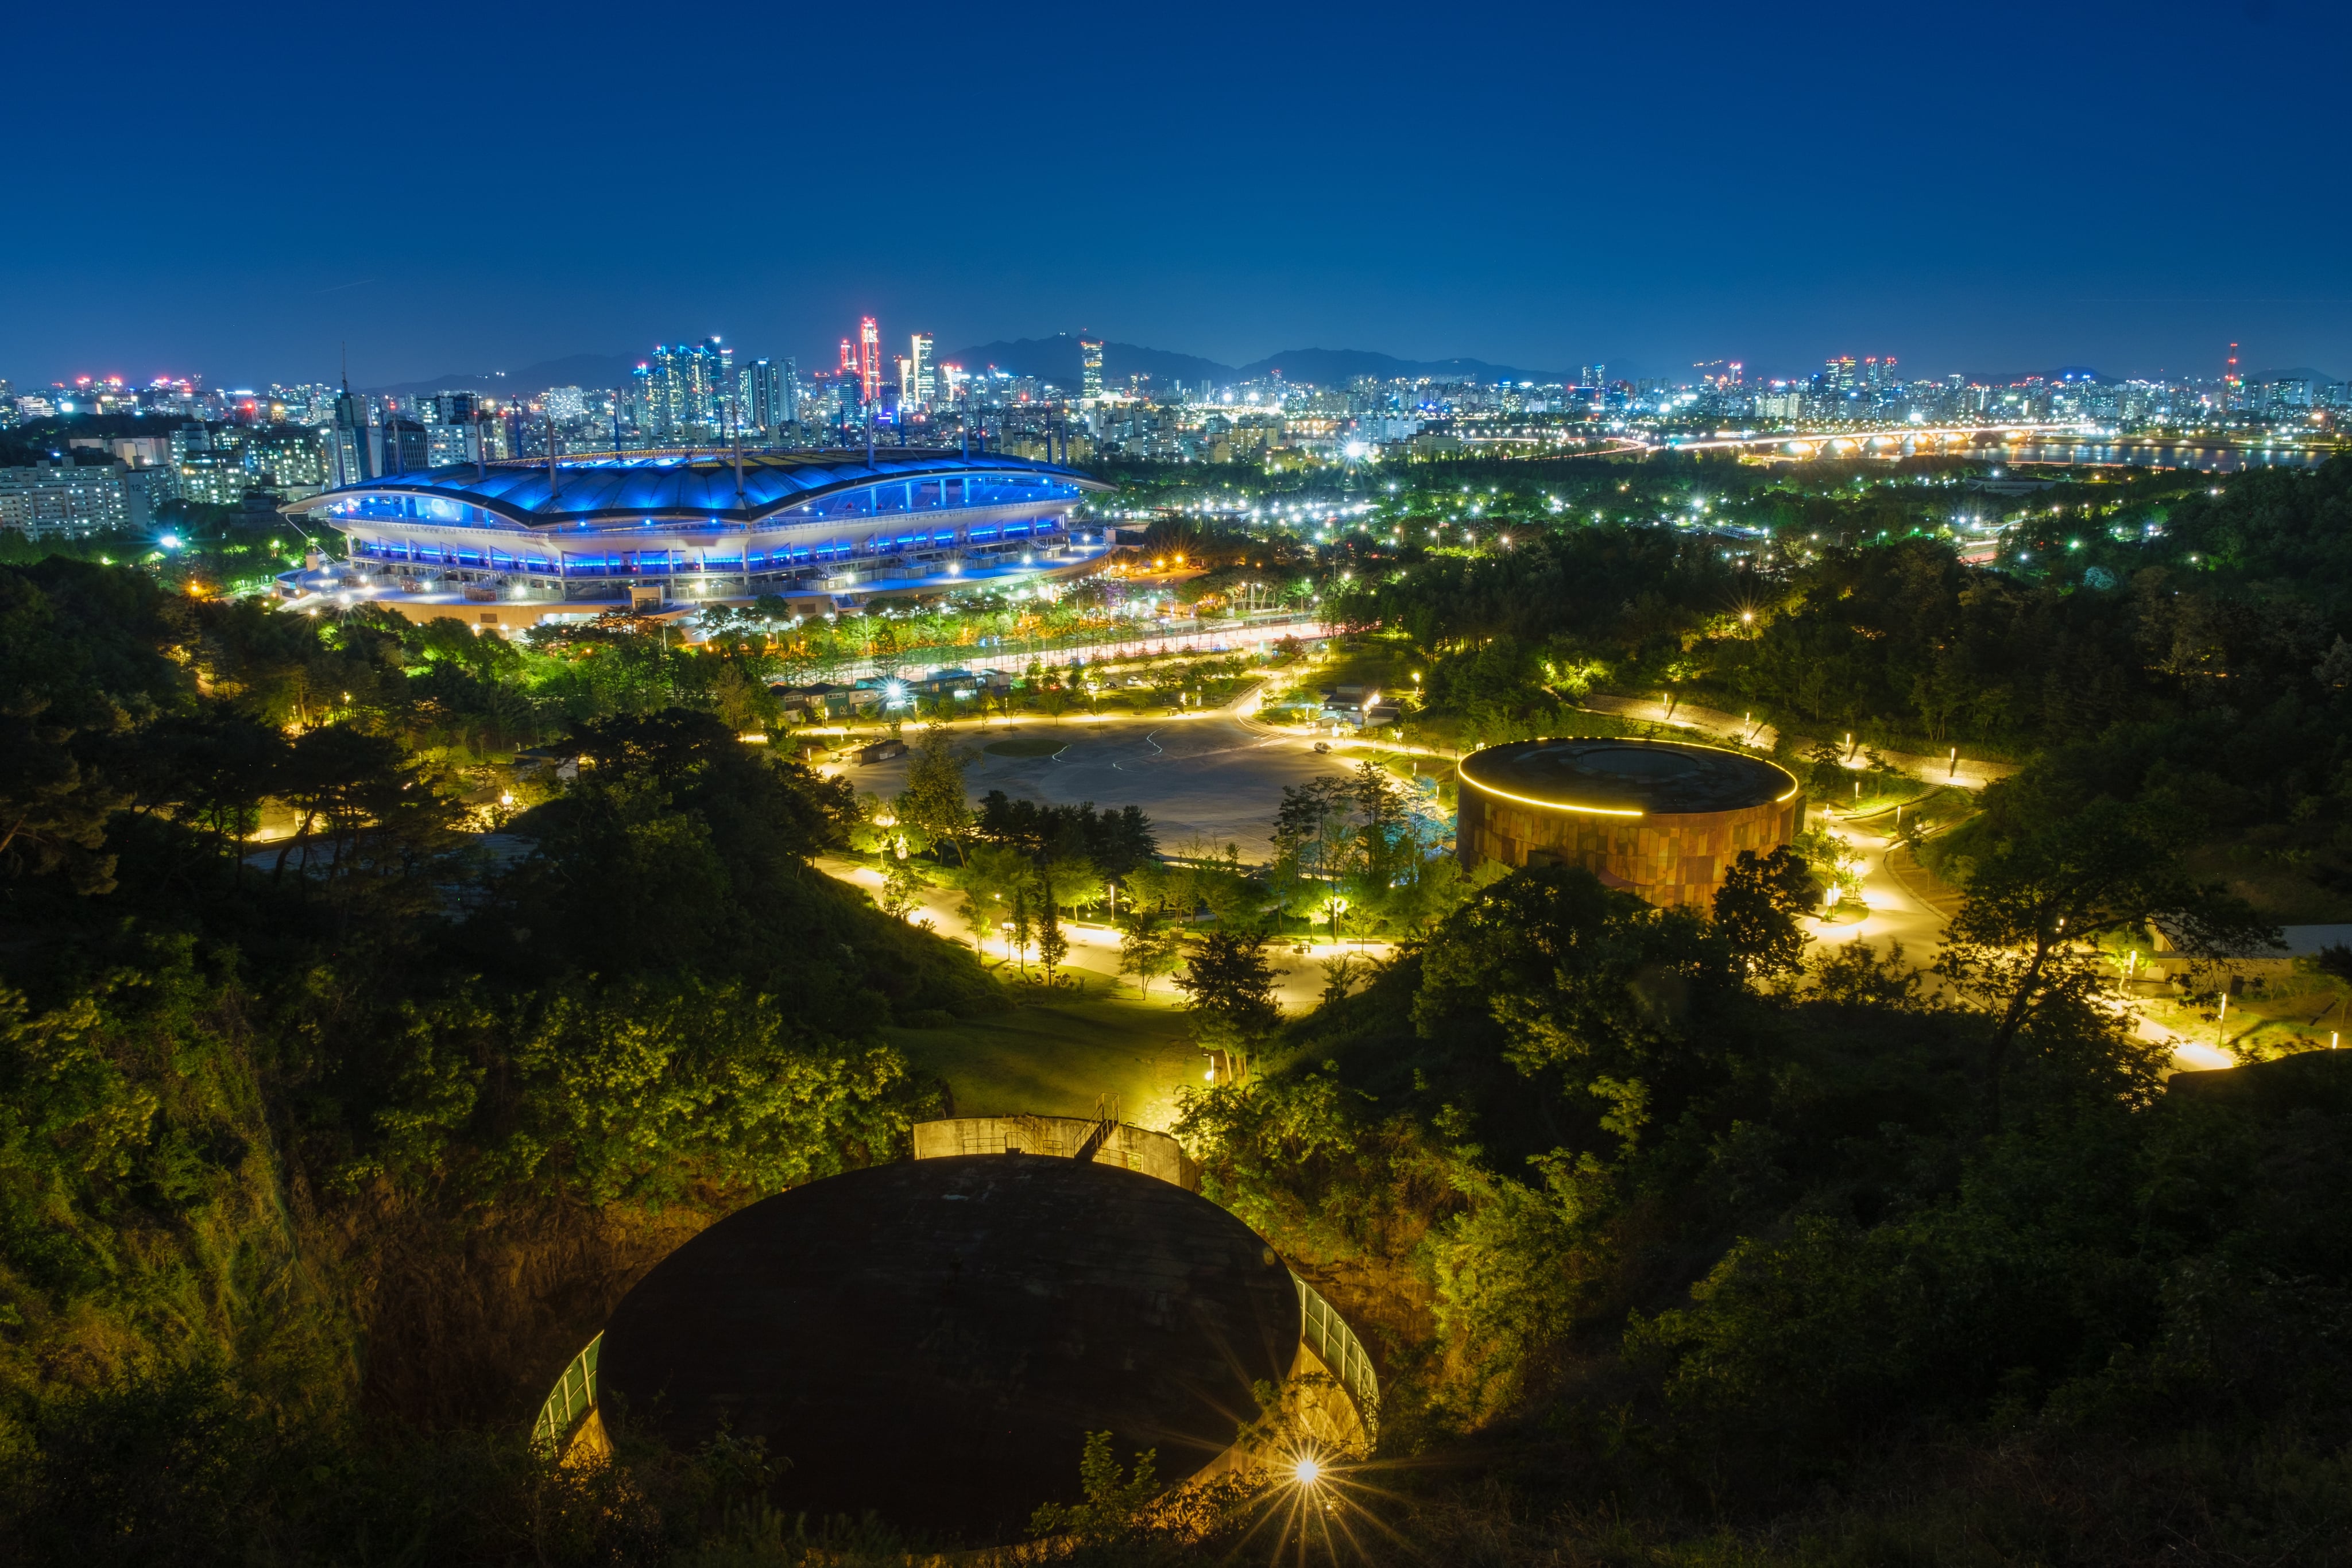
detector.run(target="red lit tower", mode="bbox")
[858,317,881,406]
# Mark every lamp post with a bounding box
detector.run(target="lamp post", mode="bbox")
[1322,894,1349,950]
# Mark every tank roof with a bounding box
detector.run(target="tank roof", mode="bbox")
[595,1155,1299,1541]
[1460,737,1796,816]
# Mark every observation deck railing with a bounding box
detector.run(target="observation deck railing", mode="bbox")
[532,1331,601,1454]
[911,1115,1201,1191]
[530,1163,1380,1457]
[1293,1275,1379,1442]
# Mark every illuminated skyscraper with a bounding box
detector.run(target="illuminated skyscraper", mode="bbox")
[329,386,370,487]
[1080,339,1104,398]
[911,333,935,403]
[742,358,794,436]
[643,338,732,441]
[839,339,857,380]
[858,318,881,406]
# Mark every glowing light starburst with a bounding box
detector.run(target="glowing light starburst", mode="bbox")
[1215,1437,1427,1567]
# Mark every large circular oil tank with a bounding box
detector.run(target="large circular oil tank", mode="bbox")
[1455,736,1802,908]
[595,1155,1300,1542]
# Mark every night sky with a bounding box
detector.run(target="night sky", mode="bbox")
[9,0,2348,388]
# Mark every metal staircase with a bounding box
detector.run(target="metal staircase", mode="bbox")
[1073,1093,1120,1163]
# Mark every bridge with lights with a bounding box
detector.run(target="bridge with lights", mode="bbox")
[1645,420,2101,458]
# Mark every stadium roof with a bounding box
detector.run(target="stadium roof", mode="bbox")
[284,449,1107,528]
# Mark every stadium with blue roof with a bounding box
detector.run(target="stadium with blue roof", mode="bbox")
[274,449,1116,628]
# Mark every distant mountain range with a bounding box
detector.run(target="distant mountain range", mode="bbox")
[1236,347,1576,385]
[368,354,641,399]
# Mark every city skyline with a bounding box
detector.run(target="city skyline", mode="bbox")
[18,327,2342,408]
[5,0,2347,388]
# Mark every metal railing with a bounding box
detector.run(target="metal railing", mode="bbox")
[1075,1093,1120,1163]
[532,1331,602,1453]
[1293,1275,1379,1441]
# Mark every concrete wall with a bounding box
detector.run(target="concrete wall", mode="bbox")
[912,1116,1202,1193]
[1458,787,1804,909]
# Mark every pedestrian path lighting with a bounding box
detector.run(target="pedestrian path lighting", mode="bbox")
[1321,894,1350,947]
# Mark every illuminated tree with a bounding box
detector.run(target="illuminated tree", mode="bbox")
[1175,928,1282,1049]
[894,725,972,865]
[1117,905,1185,998]
[1712,846,1816,978]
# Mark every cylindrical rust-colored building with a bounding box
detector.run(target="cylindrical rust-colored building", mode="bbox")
[1455,737,1802,909]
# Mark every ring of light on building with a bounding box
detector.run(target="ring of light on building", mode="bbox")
[1456,737,1804,908]
[273,450,1113,626]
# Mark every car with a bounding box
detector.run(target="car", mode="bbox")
[1312,741,1331,753]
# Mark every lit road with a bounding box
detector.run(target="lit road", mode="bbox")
[823,854,1383,1018]
[818,681,1394,1013]
[1810,806,2229,1075]
[821,696,2230,1078]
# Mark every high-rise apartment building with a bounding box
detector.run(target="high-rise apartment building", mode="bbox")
[177,451,250,506]
[370,420,430,476]
[858,318,881,406]
[1080,339,1104,398]
[330,389,370,487]
[742,358,794,435]
[911,333,935,404]
[426,424,477,467]
[639,339,732,441]
[0,459,129,537]
[247,427,330,488]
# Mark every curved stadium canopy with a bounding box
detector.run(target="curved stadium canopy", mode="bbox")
[275,448,1118,624]
[283,450,1109,529]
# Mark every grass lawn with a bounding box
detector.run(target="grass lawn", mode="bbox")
[2138,971,2352,1062]
[982,737,1069,758]
[884,987,1205,1130]
[823,853,1203,1125]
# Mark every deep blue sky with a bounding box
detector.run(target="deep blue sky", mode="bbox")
[9,0,2349,389]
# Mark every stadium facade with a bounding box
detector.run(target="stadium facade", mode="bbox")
[274,448,1115,626]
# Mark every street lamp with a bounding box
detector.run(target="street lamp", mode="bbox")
[1321,894,1350,948]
